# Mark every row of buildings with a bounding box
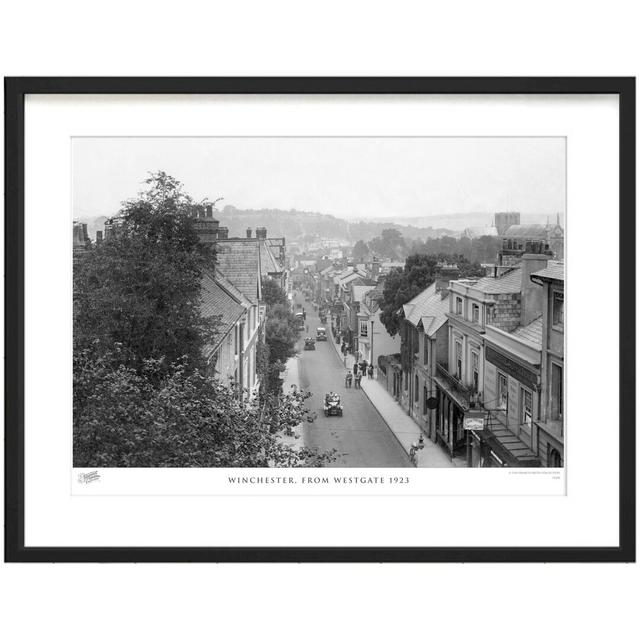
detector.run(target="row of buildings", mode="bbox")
[389,252,564,468]
[298,213,564,468]
[74,203,288,400]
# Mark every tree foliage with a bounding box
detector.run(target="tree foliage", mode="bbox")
[352,239,369,262]
[73,171,216,376]
[74,352,330,467]
[378,253,485,336]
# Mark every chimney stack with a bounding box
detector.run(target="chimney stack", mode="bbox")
[205,204,213,218]
[256,227,267,239]
[521,253,550,326]
[435,263,459,298]
[217,226,229,239]
[246,228,252,238]
[96,230,103,244]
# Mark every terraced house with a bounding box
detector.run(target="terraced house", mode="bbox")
[438,252,557,466]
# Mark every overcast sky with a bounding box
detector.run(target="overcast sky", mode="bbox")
[72,137,565,220]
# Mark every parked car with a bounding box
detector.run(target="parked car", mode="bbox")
[323,392,343,417]
[304,337,316,350]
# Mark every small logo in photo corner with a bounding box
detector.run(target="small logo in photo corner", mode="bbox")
[78,470,101,484]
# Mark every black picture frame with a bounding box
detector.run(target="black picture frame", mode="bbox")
[4,77,636,563]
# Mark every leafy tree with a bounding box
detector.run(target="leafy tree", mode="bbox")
[74,352,332,467]
[261,277,289,307]
[368,228,406,260]
[73,171,217,377]
[352,239,369,262]
[379,255,439,336]
[261,277,299,395]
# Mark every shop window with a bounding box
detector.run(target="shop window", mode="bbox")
[521,387,533,427]
[551,363,563,422]
[553,291,564,328]
[423,386,428,414]
[497,373,508,411]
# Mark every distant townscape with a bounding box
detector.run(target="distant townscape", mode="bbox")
[73,173,564,469]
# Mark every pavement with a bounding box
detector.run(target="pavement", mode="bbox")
[328,319,457,468]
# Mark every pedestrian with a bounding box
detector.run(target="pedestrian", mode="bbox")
[368,364,374,379]
[355,371,362,388]
[360,359,367,375]
[353,362,358,376]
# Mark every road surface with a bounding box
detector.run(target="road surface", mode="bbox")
[293,293,410,468]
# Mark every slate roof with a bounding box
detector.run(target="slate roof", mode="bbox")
[215,241,260,301]
[352,285,376,304]
[467,267,522,294]
[403,283,449,336]
[511,315,543,347]
[502,224,548,238]
[200,271,247,358]
[531,261,564,283]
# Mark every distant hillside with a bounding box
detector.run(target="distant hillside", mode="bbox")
[214,206,451,243]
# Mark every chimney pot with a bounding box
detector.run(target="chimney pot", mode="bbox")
[246,228,253,238]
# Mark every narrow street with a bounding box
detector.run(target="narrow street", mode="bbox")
[292,293,411,468]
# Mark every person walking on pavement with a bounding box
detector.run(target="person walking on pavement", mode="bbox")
[353,362,358,376]
[368,363,374,379]
[359,359,368,375]
[355,370,362,389]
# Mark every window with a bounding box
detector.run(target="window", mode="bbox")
[552,291,564,328]
[471,351,479,392]
[423,386,428,414]
[455,340,463,379]
[359,322,368,337]
[455,297,463,315]
[423,336,428,366]
[415,375,419,400]
[472,304,480,324]
[497,373,508,411]
[551,363,563,421]
[521,387,533,427]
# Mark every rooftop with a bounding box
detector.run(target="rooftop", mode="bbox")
[531,261,564,283]
[511,315,543,347]
[200,271,248,358]
[463,267,522,294]
[215,238,283,302]
[403,283,449,336]
[502,224,550,239]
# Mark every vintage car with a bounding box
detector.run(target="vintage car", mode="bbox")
[303,337,316,350]
[323,392,343,417]
[316,327,327,341]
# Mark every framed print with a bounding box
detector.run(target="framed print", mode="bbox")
[4,77,635,562]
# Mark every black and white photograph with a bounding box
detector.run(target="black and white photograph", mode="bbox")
[72,136,566,471]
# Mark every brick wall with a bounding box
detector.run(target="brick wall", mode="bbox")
[489,293,521,332]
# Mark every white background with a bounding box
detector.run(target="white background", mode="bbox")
[27,95,601,547]
[1,2,638,640]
